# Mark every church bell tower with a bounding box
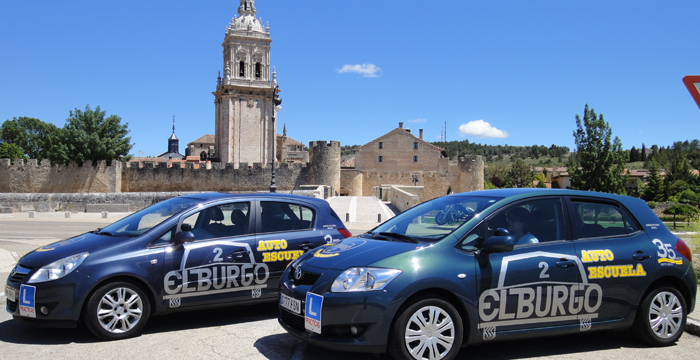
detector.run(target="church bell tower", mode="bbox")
[213,0,278,166]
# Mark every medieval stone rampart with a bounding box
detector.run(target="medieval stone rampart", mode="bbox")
[0,190,321,213]
[0,159,121,193]
[308,141,341,195]
[343,155,484,201]
[121,161,309,192]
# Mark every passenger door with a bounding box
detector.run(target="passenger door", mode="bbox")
[161,201,271,310]
[254,200,327,291]
[474,197,590,339]
[568,198,656,324]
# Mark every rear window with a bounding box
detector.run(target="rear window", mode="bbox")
[571,200,639,238]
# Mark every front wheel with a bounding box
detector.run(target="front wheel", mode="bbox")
[84,281,151,340]
[633,286,686,346]
[388,297,463,360]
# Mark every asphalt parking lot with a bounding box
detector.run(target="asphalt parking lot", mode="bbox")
[1,201,700,359]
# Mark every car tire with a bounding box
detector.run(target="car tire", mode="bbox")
[632,285,686,346]
[84,281,151,340]
[388,296,463,360]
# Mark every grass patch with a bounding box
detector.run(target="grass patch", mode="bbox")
[662,222,691,231]
[685,221,700,279]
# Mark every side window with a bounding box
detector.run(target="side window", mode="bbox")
[260,201,316,233]
[572,201,627,238]
[183,202,250,241]
[151,226,176,247]
[487,198,565,245]
[378,142,383,149]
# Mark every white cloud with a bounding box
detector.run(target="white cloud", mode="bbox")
[458,120,508,138]
[337,63,382,77]
[407,118,426,123]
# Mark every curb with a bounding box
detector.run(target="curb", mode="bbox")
[687,318,700,337]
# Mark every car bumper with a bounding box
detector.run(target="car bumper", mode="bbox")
[277,280,401,354]
[5,271,88,326]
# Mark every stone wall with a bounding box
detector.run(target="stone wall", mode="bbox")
[0,159,121,193]
[340,169,363,196]
[122,161,309,193]
[346,156,484,201]
[388,186,423,212]
[0,190,321,213]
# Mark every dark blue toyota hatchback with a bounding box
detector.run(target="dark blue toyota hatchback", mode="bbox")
[5,193,350,340]
[278,189,696,360]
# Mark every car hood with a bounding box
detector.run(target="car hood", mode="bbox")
[303,237,419,270]
[18,232,133,267]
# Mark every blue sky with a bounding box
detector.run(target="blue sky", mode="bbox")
[2,0,699,158]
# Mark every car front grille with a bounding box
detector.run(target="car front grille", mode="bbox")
[7,300,17,313]
[9,264,32,283]
[292,269,321,286]
[281,308,305,332]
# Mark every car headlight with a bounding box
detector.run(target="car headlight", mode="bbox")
[331,267,402,292]
[27,252,89,283]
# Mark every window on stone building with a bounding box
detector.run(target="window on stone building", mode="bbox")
[239,61,245,77]
[255,63,261,79]
[414,142,418,149]
[413,156,418,162]
[378,142,383,149]
[378,156,383,162]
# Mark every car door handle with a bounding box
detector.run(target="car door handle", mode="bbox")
[556,259,575,269]
[633,251,651,261]
[231,249,249,258]
[298,242,314,251]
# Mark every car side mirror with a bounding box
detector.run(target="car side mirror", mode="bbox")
[172,224,195,247]
[476,228,515,267]
[482,228,515,254]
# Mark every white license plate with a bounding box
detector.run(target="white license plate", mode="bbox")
[5,286,16,302]
[280,293,301,314]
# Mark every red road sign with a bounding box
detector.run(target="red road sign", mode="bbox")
[683,75,700,110]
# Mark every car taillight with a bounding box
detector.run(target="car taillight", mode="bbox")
[338,228,352,238]
[676,238,692,262]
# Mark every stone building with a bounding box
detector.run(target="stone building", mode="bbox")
[187,134,215,161]
[213,0,279,167]
[354,122,448,172]
[276,124,309,164]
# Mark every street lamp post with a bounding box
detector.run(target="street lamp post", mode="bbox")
[270,85,282,193]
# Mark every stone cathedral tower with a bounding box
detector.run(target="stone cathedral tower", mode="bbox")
[213,0,278,166]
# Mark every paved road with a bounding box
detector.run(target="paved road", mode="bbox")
[1,202,700,359]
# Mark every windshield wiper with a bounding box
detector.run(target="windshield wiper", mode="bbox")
[377,232,419,243]
[95,231,116,237]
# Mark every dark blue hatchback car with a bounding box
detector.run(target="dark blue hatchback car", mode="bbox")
[5,193,350,340]
[278,189,696,360]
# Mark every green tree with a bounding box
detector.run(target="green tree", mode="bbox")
[663,204,699,229]
[0,142,26,161]
[640,143,646,162]
[50,105,133,164]
[506,159,534,188]
[629,145,638,162]
[679,189,699,207]
[642,160,664,202]
[0,117,59,160]
[569,105,628,194]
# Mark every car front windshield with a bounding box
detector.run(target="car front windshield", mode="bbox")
[371,195,502,242]
[99,197,203,237]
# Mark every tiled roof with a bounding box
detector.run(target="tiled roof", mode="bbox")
[188,134,215,145]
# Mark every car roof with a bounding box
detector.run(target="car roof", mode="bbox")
[455,188,642,206]
[179,192,329,206]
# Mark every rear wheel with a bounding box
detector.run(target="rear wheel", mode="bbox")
[84,281,151,340]
[388,297,463,360]
[633,286,686,346]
